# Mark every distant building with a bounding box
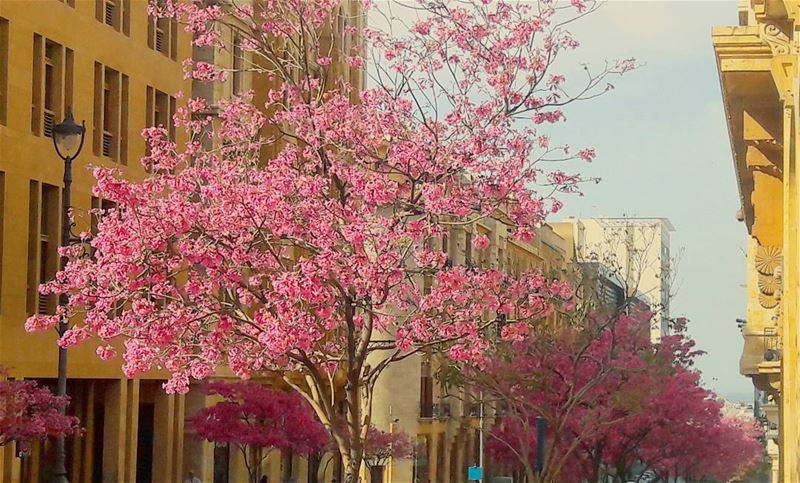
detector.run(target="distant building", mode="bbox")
[552,217,675,342]
[370,221,571,483]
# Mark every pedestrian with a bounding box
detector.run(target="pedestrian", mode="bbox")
[184,471,202,483]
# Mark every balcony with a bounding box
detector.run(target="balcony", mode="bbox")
[465,402,482,418]
[419,402,451,420]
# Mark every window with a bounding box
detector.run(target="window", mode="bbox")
[436,433,445,482]
[420,358,433,418]
[0,19,7,125]
[477,228,490,269]
[0,173,5,311]
[232,33,244,96]
[464,230,473,266]
[145,86,176,139]
[27,182,60,315]
[96,0,130,35]
[32,35,73,137]
[93,63,128,163]
[91,197,116,237]
[213,443,230,483]
[337,7,351,55]
[147,7,178,59]
[412,435,431,483]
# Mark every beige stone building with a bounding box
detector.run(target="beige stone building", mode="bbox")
[0,0,193,481]
[370,222,570,483]
[552,217,674,342]
[0,0,363,481]
[713,0,800,480]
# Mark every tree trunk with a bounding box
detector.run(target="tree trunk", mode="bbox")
[341,449,363,483]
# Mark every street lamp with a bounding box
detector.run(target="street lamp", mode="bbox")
[51,106,85,483]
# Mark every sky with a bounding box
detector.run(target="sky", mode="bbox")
[368,0,750,401]
[550,0,751,401]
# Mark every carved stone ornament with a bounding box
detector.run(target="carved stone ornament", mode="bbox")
[755,245,782,275]
[759,273,780,295]
[755,245,783,309]
[760,292,780,309]
[761,23,795,55]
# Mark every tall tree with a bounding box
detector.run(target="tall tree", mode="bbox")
[189,381,328,482]
[26,0,631,479]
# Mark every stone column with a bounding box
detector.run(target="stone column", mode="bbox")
[153,391,176,482]
[103,379,129,482]
[781,96,800,482]
[124,379,140,483]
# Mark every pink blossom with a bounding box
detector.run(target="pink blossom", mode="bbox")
[577,147,596,162]
[346,56,364,69]
[474,234,491,250]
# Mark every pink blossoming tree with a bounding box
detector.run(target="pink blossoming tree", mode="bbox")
[363,425,413,483]
[189,381,328,482]
[26,0,632,479]
[0,375,81,453]
[480,317,763,483]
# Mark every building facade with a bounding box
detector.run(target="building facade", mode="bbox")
[0,0,370,482]
[0,0,194,481]
[552,217,674,342]
[713,1,800,480]
[369,221,571,483]
[0,1,575,482]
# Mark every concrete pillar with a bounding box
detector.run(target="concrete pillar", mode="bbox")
[172,394,185,482]
[781,99,800,482]
[153,391,175,482]
[183,386,214,482]
[228,445,249,482]
[68,382,85,482]
[82,381,96,482]
[124,379,140,483]
[103,379,128,482]
[442,432,452,483]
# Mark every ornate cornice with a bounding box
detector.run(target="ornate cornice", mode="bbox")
[761,22,796,55]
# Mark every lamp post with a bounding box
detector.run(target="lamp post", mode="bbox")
[50,106,85,483]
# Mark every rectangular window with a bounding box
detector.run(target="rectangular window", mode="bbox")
[0,173,5,311]
[0,18,8,125]
[147,7,178,60]
[96,0,130,35]
[93,63,128,163]
[232,33,243,96]
[464,230,473,266]
[213,443,230,483]
[32,35,73,137]
[145,86,176,139]
[420,358,433,418]
[27,182,60,315]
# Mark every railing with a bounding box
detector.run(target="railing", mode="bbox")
[420,402,451,419]
[466,402,482,418]
[763,327,782,362]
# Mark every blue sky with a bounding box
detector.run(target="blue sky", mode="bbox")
[553,1,750,400]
